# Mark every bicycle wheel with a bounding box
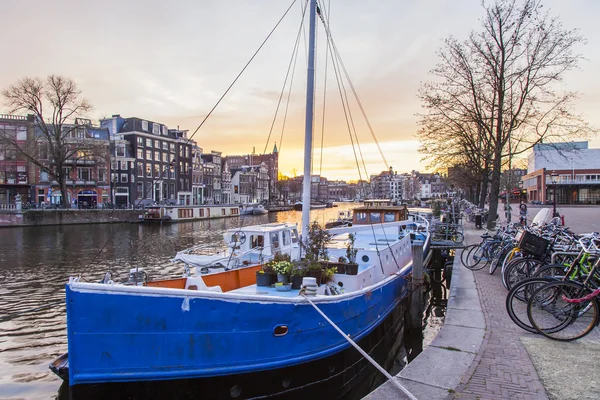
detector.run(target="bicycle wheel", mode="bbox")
[527,280,599,341]
[506,277,556,333]
[490,244,512,275]
[464,244,489,270]
[452,232,464,243]
[533,264,570,280]
[502,257,544,290]
[460,244,477,267]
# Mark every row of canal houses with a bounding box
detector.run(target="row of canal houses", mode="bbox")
[1,112,449,207]
[0,113,277,207]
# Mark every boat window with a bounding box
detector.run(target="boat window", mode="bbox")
[282,230,291,246]
[384,212,396,222]
[271,232,280,249]
[291,229,299,243]
[250,235,264,248]
[355,212,367,223]
[370,213,381,223]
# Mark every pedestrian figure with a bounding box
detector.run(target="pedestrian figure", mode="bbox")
[519,201,527,225]
[504,200,512,223]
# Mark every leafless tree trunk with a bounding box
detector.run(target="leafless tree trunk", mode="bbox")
[1,75,93,208]
[417,0,595,228]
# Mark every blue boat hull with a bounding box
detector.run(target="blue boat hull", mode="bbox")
[62,298,409,400]
[65,272,410,386]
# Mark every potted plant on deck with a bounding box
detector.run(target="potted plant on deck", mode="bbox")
[290,261,306,289]
[344,233,359,275]
[256,263,276,287]
[273,260,293,284]
[301,222,332,285]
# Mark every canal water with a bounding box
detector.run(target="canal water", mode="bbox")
[0,206,360,399]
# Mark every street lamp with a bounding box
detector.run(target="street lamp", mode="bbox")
[550,171,559,218]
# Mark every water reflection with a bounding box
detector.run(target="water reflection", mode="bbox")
[0,206,354,399]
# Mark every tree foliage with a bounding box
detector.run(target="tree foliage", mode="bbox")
[1,75,96,207]
[417,0,595,227]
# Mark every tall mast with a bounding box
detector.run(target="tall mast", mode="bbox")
[301,0,317,236]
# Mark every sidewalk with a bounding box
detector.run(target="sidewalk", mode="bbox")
[452,219,600,400]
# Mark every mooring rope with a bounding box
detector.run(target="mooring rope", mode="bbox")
[302,294,418,400]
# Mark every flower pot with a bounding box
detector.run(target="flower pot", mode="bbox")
[306,270,322,285]
[345,263,359,275]
[291,275,303,289]
[277,274,290,284]
[256,272,273,287]
[320,261,345,274]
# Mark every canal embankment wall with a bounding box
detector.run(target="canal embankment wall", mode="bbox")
[365,234,485,399]
[0,209,144,227]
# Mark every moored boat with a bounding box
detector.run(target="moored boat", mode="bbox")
[141,204,241,222]
[50,2,428,398]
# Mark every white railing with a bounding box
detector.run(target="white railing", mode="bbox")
[0,204,16,210]
[554,178,600,185]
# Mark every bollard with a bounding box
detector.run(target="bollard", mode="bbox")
[408,240,424,361]
[561,215,565,226]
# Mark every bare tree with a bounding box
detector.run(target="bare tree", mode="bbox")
[1,75,94,207]
[417,0,595,228]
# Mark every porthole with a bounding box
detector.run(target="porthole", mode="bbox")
[230,384,242,398]
[281,377,292,388]
[338,281,344,287]
[273,325,289,336]
[362,255,369,262]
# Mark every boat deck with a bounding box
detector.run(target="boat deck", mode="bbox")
[229,284,304,298]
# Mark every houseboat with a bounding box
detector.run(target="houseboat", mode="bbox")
[142,204,241,223]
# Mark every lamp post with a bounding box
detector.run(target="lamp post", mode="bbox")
[518,181,524,201]
[550,171,559,218]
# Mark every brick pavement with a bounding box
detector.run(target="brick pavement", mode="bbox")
[449,227,549,400]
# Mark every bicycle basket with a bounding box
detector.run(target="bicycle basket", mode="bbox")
[517,231,550,257]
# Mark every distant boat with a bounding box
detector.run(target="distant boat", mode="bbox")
[141,204,241,222]
[293,201,327,210]
[240,203,268,215]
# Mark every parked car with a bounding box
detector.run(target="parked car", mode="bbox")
[530,200,542,205]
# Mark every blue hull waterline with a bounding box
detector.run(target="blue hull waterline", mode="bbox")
[65,268,411,386]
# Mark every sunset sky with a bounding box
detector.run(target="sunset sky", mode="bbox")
[1,0,599,180]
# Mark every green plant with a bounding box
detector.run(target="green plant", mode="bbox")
[303,221,332,262]
[345,233,358,264]
[322,267,336,283]
[261,263,275,275]
[273,252,291,262]
[290,261,307,277]
[337,256,348,263]
[272,261,293,275]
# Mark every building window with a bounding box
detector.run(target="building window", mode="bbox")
[154,151,160,161]
[146,164,152,177]
[137,137,144,146]
[163,142,169,150]
[142,121,148,131]
[98,168,107,183]
[77,167,91,181]
[162,126,168,136]
[170,143,175,153]
[154,164,160,178]
[146,138,152,147]
[137,162,144,177]
[152,124,160,135]
[116,144,126,157]
[163,153,169,163]
[137,183,144,199]
[146,150,152,160]
[137,148,143,159]
[121,173,128,183]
